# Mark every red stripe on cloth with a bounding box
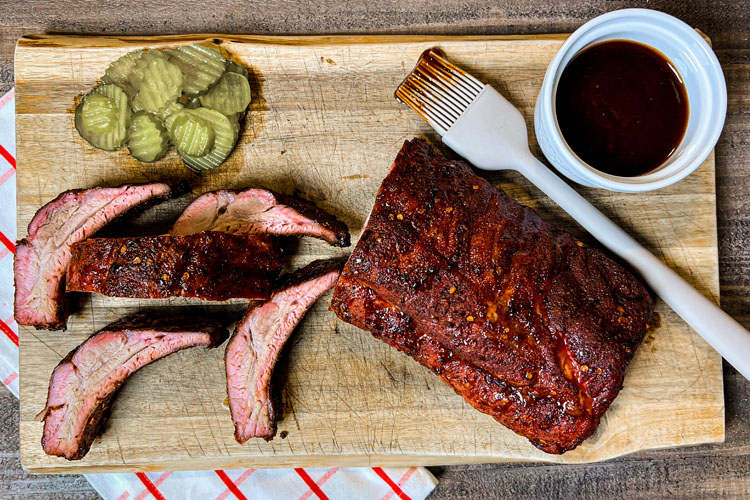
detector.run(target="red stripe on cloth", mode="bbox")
[135,472,172,500]
[2,371,18,387]
[214,469,255,500]
[0,167,14,188]
[135,473,166,500]
[0,231,15,253]
[373,468,413,500]
[0,318,18,347]
[0,247,9,260]
[154,472,172,486]
[0,88,13,109]
[116,492,130,500]
[298,468,339,500]
[295,469,331,500]
[215,470,248,500]
[379,467,418,500]
[0,145,15,169]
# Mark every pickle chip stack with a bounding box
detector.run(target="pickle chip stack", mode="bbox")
[75,43,252,172]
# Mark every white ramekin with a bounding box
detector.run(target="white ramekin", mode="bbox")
[534,8,727,192]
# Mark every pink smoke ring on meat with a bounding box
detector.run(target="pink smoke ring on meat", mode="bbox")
[171,188,350,247]
[37,313,227,460]
[14,182,187,330]
[225,259,342,443]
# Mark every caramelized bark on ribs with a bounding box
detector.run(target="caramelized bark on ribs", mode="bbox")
[225,259,342,443]
[66,232,282,301]
[330,139,653,454]
[37,313,227,460]
[171,187,351,247]
[14,182,187,330]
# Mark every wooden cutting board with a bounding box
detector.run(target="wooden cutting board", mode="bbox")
[15,34,724,473]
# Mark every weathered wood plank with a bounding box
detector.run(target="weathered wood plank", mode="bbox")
[430,454,750,500]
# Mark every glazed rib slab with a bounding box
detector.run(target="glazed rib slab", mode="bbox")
[331,139,654,454]
[66,232,282,301]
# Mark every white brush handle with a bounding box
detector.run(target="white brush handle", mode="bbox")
[517,152,750,379]
[442,86,750,380]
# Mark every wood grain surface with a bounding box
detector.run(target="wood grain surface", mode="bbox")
[14,33,725,473]
[2,1,749,498]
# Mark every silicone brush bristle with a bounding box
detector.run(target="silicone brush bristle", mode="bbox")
[395,48,485,135]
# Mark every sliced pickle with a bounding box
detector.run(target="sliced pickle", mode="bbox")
[157,101,184,123]
[78,44,249,170]
[169,110,215,157]
[93,84,131,139]
[226,61,249,77]
[125,50,169,90]
[178,107,237,172]
[127,111,169,162]
[226,112,242,137]
[101,49,145,96]
[199,72,251,115]
[165,43,227,96]
[163,105,184,133]
[77,94,117,134]
[131,57,183,114]
[75,84,130,151]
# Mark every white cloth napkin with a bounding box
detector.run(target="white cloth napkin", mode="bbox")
[0,88,437,500]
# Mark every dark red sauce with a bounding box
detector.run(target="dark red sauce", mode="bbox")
[555,40,689,177]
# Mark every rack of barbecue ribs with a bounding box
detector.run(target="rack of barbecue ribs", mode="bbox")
[331,139,653,454]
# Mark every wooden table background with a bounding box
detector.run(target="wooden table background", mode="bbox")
[1,1,748,498]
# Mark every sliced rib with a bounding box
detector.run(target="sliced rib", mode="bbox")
[225,259,342,443]
[14,182,186,330]
[37,313,227,460]
[170,188,351,247]
[66,232,282,301]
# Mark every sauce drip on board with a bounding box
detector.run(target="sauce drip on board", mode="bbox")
[555,40,689,177]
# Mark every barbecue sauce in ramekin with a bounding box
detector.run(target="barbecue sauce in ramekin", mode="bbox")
[555,40,689,177]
